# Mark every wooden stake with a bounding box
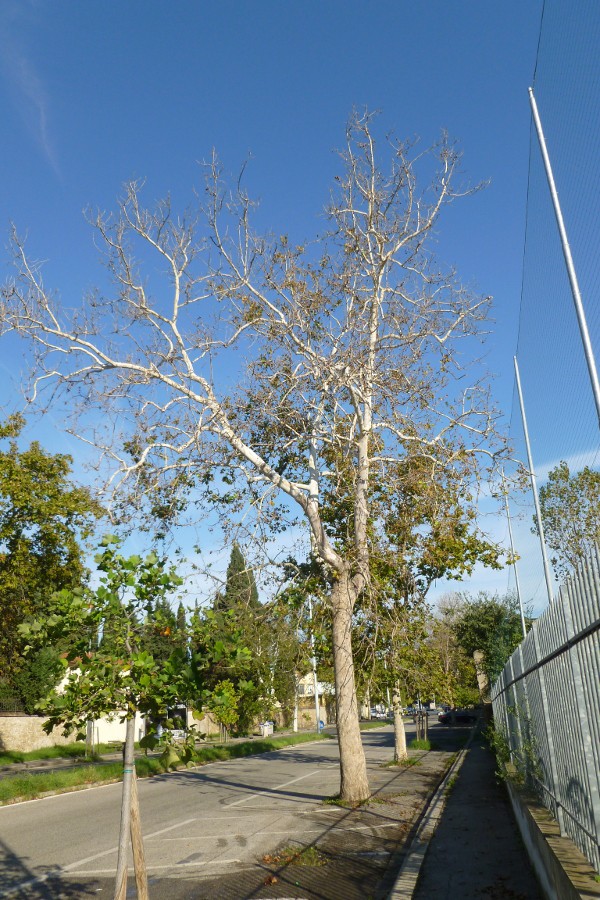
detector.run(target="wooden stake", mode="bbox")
[130,767,149,900]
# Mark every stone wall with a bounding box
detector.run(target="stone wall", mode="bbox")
[0,715,74,752]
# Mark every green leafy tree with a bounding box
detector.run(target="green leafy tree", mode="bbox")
[196,544,282,734]
[428,595,479,708]
[268,599,311,726]
[206,679,240,739]
[11,647,65,715]
[190,605,257,732]
[535,462,600,580]
[0,414,102,703]
[452,591,530,691]
[140,597,189,667]
[19,537,189,737]
[18,536,192,898]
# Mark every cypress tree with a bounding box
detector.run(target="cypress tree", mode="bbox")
[216,543,259,611]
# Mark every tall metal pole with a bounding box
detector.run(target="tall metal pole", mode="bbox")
[502,470,527,638]
[529,87,600,428]
[514,356,555,606]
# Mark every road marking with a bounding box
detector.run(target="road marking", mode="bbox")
[0,817,199,898]
[142,816,198,841]
[64,817,198,871]
[157,821,400,840]
[72,859,243,874]
[223,764,338,808]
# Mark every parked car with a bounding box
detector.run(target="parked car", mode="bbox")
[438,708,479,725]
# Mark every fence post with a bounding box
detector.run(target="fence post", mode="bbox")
[508,655,525,769]
[531,624,567,835]
[517,643,536,781]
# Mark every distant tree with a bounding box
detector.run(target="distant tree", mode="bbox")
[452,591,529,691]
[11,646,64,715]
[176,602,188,652]
[216,543,260,612]
[204,545,280,732]
[193,548,307,735]
[140,597,179,666]
[428,595,479,708]
[535,462,600,580]
[190,605,258,733]
[0,414,102,703]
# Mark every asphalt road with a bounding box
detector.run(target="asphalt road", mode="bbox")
[0,724,415,898]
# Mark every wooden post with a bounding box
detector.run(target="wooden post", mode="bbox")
[130,767,149,900]
[114,717,135,900]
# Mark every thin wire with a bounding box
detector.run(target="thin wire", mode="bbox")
[532,0,546,89]
[515,114,534,367]
[510,96,536,443]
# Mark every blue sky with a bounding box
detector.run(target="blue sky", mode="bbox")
[0,1,597,612]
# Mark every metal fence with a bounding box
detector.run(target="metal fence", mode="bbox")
[491,544,600,873]
[0,698,25,714]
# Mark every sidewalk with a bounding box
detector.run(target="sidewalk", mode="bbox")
[408,728,542,899]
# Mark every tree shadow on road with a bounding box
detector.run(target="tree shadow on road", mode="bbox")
[0,835,101,899]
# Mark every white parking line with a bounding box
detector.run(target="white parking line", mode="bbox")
[0,817,199,898]
[223,764,338,808]
[157,822,401,841]
[72,859,243,874]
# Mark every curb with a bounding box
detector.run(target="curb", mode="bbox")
[387,726,477,899]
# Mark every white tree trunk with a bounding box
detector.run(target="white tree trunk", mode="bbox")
[393,683,408,763]
[293,682,298,732]
[331,572,370,802]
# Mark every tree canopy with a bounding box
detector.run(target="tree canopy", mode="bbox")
[195,544,301,734]
[18,536,189,735]
[214,543,260,612]
[0,414,102,705]
[451,591,530,689]
[535,461,600,580]
[1,112,507,801]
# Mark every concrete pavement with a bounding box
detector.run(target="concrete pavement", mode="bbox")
[408,727,542,899]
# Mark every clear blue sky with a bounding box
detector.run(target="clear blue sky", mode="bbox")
[1,1,597,612]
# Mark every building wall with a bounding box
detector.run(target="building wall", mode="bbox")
[88,712,145,746]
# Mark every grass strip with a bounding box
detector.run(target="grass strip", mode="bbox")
[0,742,138,766]
[409,738,439,751]
[0,732,329,805]
[0,744,90,765]
[359,720,390,730]
[0,764,123,803]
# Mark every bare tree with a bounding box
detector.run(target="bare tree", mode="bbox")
[1,111,505,802]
